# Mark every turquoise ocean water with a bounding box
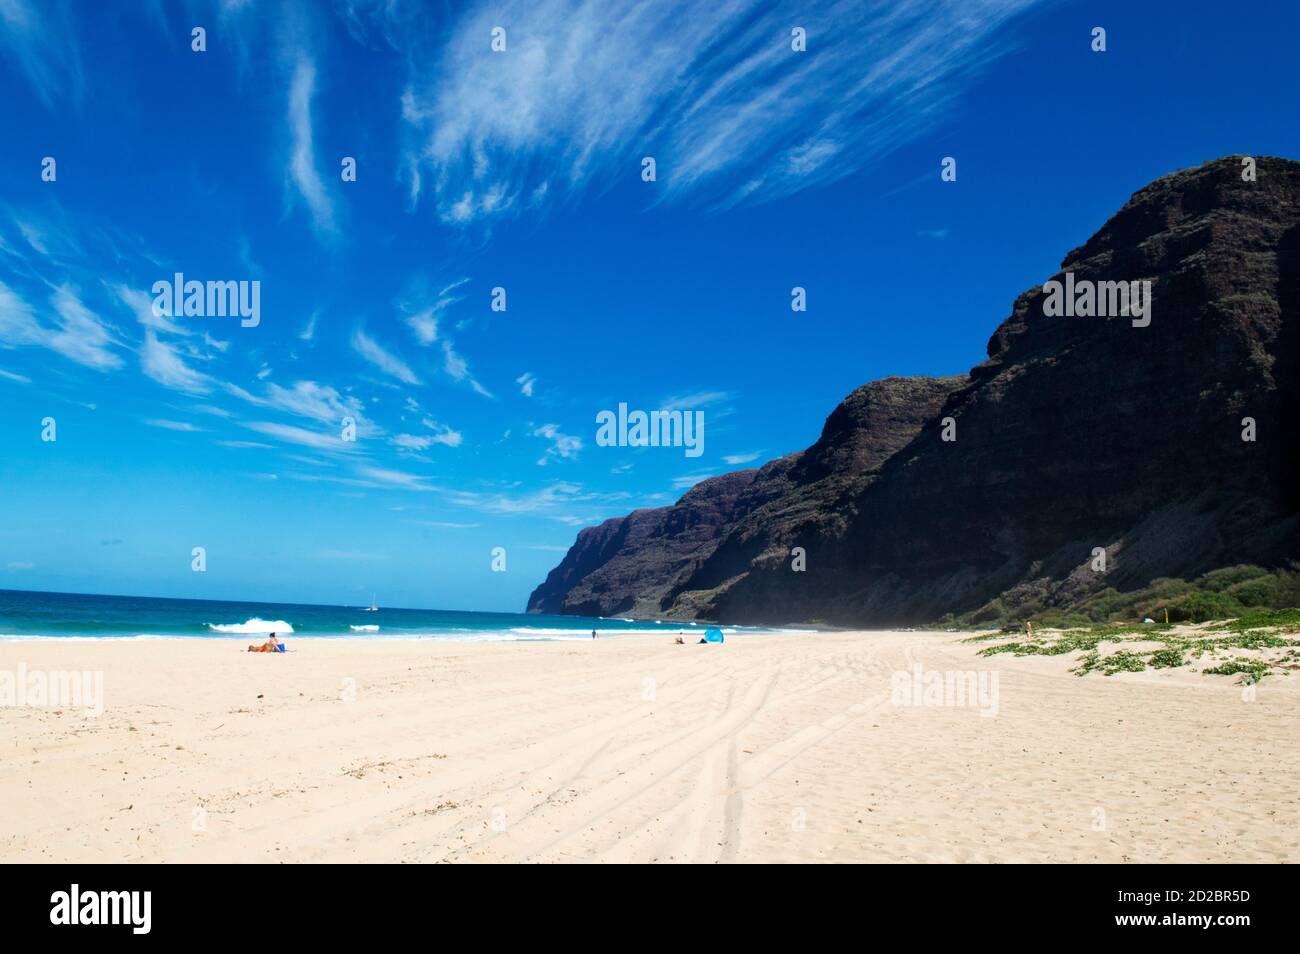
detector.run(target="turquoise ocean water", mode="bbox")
[0,589,788,641]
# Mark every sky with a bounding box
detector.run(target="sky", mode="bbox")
[1,0,1297,611]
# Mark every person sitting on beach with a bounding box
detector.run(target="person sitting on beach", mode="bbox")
[248,632,282,653]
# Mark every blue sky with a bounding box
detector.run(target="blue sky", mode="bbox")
[1,0,1297,611]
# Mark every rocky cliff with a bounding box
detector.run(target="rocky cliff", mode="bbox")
[528,156,1300,625]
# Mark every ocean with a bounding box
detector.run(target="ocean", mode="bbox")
[0,589,787,641]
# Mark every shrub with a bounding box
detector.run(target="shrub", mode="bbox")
[1203,659,1269,680]
[1198,565,1269,592]
[1148,648,1185,668]
[1164,590,1245,623]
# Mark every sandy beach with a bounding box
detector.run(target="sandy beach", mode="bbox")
[2,630,1296,864]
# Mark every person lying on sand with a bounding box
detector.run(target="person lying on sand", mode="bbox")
[248,633,282,653]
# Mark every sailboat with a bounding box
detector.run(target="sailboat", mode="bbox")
[363,593,378,612]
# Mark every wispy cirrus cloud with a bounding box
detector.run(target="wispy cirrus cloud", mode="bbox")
[1,281,124,370]
[448,480,585,516]
[394,0,1043,223]
[401,276,468,345]
[113,284,191,336]
[219,439,274,449]
[141,330,212,394]
[444,480,636,526]
[144,418,203,432]
[660,390,733,413]
[0,0,85,109]
[441,339,491,396]
[286,56,337,237]
[354,464,436,491]
[352,329,421,385]
[392,425,462,452]
[243,420,358,452]
[227,379,371,432]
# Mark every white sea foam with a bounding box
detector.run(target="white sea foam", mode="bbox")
[506,627,716,637]
[349,625,380,632]
[206,618,295,635]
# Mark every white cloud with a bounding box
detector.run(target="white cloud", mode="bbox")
[352,329,421,385]
[516,372,536,397]
[394,0,1043,222]
[0,368,31,384]
[405,308,439,345]
[141,330,212,394]
[287,57,337,236]
[420,418,463,447]
[661,390,733,412]
[401,423,463,449]
[9,285,124,371]
[193,404,233,417]
[14,219,49,255]
[113,284,191,336]
[145,418,203,432]
[225,378,377,437]
[0,281,41,346]
[354,464,434,490]
[266,380,364,425]
[448,481,591,517]
[48,292,119,372]
[399,276,468,346]
[0,0,84,108]
[441,339,491,396]
[244,420,355,452]
[392,433,432,450]
[723,452,761,465]
[533,423,582,465]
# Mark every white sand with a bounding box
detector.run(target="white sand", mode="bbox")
[1,631,1296,863]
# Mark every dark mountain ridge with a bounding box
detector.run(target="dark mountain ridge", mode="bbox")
[528,156,1300,626]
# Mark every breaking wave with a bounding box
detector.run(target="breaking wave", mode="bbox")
[206,618,295,635]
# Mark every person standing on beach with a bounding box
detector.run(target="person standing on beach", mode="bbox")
[591,629,597,639]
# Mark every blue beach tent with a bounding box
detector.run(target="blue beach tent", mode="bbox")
[704,627,724,644]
